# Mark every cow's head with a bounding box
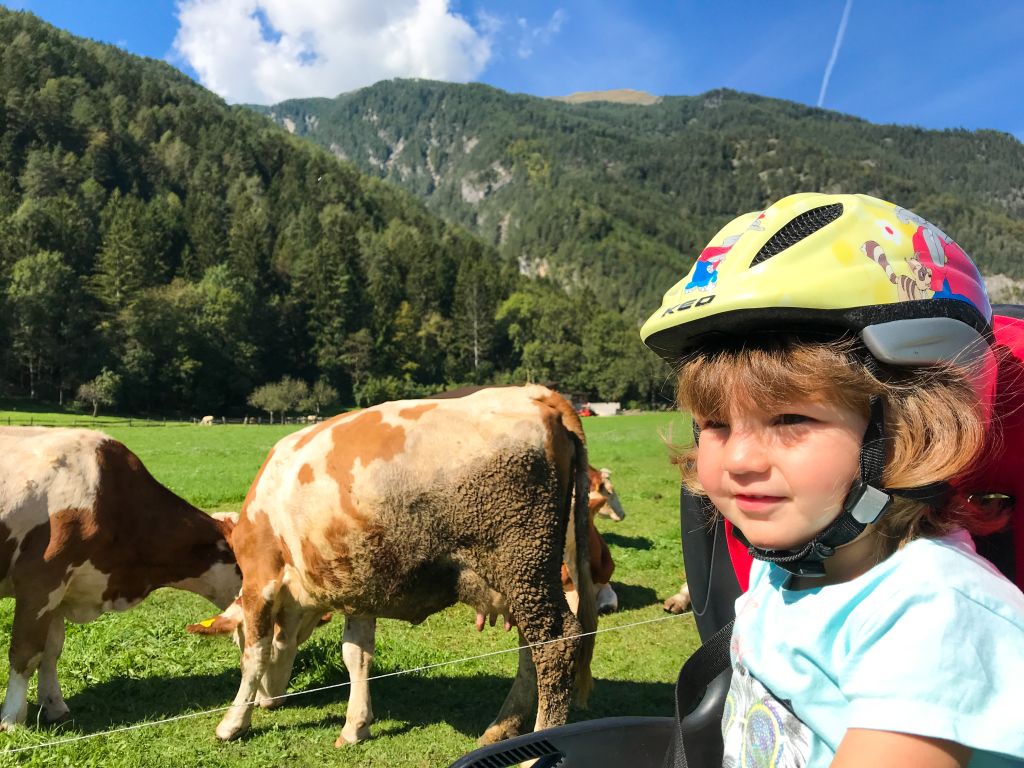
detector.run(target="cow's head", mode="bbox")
[589,467,626,522]
[181,511,242,610]
[187,597,331,644]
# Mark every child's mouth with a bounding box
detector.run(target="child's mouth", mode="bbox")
[734,494,786,513]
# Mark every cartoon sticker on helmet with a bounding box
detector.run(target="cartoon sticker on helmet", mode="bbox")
[863,240,933,302]
[685,234,742,292]
[895,207,988,314]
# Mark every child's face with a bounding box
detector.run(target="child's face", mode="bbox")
[694,398,867,551]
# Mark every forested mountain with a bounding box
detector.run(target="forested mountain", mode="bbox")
[3,10,1021,417]
[0,10,666,414]
[254,80,1024,315]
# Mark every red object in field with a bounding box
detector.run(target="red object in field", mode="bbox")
[578,406,595,417]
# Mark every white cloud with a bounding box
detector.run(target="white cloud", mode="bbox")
[516,8,568,60]
[172,0,494,104]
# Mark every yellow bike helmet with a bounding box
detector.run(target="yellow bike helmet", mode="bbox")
[641,192,992,370]
[641,192,995,577]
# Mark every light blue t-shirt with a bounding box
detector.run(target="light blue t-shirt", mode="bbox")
[722,529,1024,768]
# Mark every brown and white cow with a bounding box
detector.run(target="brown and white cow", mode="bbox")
[0,427,239,729]
[560,466,626,615]
[589,467,625,523]
[213,385,596,747]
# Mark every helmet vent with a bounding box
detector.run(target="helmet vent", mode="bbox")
[750,203,844,266]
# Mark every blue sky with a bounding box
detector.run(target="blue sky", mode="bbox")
[4,0,1023,141]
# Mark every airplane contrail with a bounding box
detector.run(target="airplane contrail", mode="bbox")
[818,0,854,107]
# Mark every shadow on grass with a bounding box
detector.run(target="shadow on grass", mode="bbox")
[239,673,674,742]
[0,397,76,415]
[53,665,672,744]
[601,533,654,550]
[56,668,241,733]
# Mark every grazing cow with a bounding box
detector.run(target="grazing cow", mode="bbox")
[590,467,625,522]
[0,427,240,729]
[561,467,626,614]
[213,385,596,747]
[200,415,215,426]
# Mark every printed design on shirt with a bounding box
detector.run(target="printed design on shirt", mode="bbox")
[731,594,761,666]
[722,663,811,768]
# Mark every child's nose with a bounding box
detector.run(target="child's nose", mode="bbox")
[722,429,771,475]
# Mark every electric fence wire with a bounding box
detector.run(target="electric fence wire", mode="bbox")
[1,609,694,756]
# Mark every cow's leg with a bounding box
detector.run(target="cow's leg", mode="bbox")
[336,616,375,746]
[259,605,318,709]
[37,618,70,723]
[479,629,536,745]
[215,588,275,741]
[503,562,582,737]
[478,568,582,742]
[525,608,580,733]
[1,601,55,729]
[592,529,616,615]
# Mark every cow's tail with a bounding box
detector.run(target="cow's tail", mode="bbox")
[556,401,596,707]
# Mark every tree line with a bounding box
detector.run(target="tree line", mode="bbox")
[0,10,672,418]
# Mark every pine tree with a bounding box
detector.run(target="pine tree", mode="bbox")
[88,191,151,312]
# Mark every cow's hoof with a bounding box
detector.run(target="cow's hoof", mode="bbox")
[43,707,71,725]
[478,722,522,746]
[597,602,618,615]
[663,593,691,614]
[257,695,284,710]
[0,720,21,732]
[335,725,371,746]
[215,721,247,742]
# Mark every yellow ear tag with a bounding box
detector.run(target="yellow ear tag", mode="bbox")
[198,617,216,628]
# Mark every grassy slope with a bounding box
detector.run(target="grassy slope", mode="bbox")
[0,413,699,767]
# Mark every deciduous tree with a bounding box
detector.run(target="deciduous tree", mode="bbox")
[76,368,120,417]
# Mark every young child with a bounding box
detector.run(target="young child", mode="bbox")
[640,193,1024,767]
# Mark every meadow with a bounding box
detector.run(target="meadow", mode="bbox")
[0,412,701,767]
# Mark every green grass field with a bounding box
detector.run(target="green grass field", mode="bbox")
[0,413,701,767]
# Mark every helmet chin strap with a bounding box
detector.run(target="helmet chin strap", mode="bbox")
[727,397,950,578]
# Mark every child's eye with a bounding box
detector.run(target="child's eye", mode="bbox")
[774,413,812,426]
[697,418,727,430]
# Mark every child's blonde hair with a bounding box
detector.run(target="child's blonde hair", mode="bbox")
[673,335,1004,562]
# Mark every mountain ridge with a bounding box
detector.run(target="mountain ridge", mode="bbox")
[251,79,1024,313]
